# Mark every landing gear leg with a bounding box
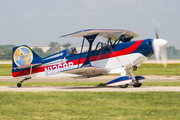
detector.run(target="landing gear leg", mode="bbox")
[126,68,144,87]
[126,68,136,83]
[17,65,33,88]
[17,77,31,87]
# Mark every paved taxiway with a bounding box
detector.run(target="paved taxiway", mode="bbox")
[0,75,180,92]
[0,86,180,92]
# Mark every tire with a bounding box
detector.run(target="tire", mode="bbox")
[119,84,129,88]
[17,83,22,87]
[133,83,142,87]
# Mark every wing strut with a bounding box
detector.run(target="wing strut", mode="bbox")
[81,33,99,67]
[78,37,85,67]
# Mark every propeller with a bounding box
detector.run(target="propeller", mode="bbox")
[152,18,168,68]
[154,27,159,39]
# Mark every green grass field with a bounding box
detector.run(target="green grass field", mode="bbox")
[1,63,180,76]
[1,64,180,120]
[0,64,12,76]
[0,92,180,120]
[133,63,180,75]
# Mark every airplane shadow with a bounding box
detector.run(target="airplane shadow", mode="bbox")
[61,85,120,89]
[60,86,153,90]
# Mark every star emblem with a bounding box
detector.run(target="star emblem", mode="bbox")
[62,57,67,63]
[59,52,63,56]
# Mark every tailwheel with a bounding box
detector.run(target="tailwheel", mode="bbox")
[119,84,129,88]
[17,83,22,87]
[17,77,31,88]
[133,83,142,87]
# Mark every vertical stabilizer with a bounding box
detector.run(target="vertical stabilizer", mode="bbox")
[12,45,42,76]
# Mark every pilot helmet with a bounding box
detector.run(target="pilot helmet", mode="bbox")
[68,46,77,55]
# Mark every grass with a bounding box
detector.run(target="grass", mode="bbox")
[0,64,12,76]
[133,63,180,75]
[0,60,11,61]
[1,63,180,120]
[142,81,180,86]
[1,63,180,76]
[0,91,180,120]
[0,81,180,87]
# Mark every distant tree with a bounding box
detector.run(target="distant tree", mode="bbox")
[148,45,180,60]
[3,47,13,59]
[46,42,61,55]
[0,45,15,60]
[32,47,45,57]
[63,43,71,49]
[167,46,178,59]
[0,49,3,59]
[177,49,180,57]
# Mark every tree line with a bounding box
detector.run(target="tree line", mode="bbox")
[149,46,180,59]
[0,42,71,60]
[0,43,180,60]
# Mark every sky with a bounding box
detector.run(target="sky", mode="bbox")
[0,0,179,48]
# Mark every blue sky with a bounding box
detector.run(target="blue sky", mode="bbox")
[0,0,179,48]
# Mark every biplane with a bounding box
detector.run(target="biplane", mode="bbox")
[12,29,168,88]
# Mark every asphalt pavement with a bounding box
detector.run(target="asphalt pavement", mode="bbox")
[0,86,180,92]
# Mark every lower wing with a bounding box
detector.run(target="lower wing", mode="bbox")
[63,66,110,77]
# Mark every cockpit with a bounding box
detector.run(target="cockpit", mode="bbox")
[95,34,134,51]
[66,32,136,56]
[67,46,77,55]
[106,34,134,46]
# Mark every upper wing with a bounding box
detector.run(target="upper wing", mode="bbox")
[62,66,110,77]
[60,29,139,40]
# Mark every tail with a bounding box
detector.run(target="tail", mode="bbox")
[12,45,42,77]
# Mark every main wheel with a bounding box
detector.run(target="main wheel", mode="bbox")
[133,83,142,87]
[119,84,129,88]
[17,83,22,87]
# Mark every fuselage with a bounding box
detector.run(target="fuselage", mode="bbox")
[12,39,154,77]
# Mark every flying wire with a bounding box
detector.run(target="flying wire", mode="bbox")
[101,36,122,65]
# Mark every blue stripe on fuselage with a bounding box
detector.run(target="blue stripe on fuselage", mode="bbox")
[42,39,154,64]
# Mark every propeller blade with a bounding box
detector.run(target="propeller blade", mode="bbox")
[152,17,160,39]
[153,39,168,65]
[155,27,159,39]
[153,42,160,64]
[152,17,168,68]
[160,45,168,68]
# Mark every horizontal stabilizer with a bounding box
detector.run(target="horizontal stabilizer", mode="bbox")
[63,66,110,77]
[13,63,42,70]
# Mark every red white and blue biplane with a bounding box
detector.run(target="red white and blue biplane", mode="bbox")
[12,29,168,88]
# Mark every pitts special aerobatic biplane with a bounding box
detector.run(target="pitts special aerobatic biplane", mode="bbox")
[12,29,168,88]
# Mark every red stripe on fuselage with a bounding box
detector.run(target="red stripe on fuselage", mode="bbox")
[12,40,144,77]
